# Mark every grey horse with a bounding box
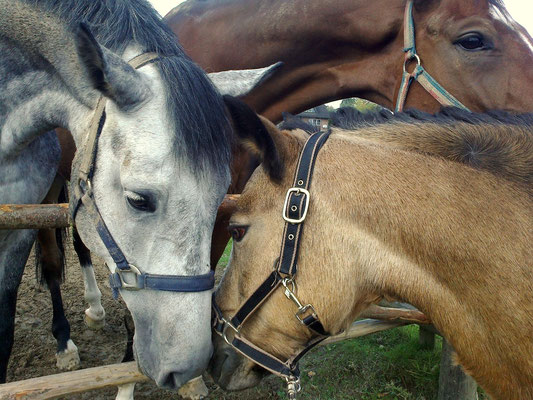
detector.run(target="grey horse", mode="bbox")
[0,0,278,390]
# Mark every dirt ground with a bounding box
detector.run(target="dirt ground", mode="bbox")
[9,236,284,399]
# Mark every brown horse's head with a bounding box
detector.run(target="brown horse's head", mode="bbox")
[168,0,533,120]
[400,0,533,112]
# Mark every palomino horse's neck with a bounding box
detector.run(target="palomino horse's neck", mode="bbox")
[314,135,532,398]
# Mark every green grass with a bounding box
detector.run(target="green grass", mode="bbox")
[292,326,443,400]
[217,239,233,267]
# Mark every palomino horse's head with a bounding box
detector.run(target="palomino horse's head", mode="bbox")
[0,0,278,389]
[209,106,339,390]
[397,0,533,112]
[209,106,533,395]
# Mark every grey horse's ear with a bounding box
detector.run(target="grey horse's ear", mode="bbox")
[208,62,283,97]
[75,24,149,109]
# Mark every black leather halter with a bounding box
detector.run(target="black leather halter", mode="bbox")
[213,130,331,399]
[71,53,214,297]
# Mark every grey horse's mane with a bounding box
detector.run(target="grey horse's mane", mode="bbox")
[23,0,231,172]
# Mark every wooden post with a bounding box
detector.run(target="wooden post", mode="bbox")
[419,325,436,350]
[438,339,478,400]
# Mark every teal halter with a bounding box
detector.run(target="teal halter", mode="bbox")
[395,0,470,112]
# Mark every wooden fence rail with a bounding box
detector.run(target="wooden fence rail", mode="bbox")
[0,195,241,230]
[0,319,406,400]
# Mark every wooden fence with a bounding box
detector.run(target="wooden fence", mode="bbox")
[0,201,477,399]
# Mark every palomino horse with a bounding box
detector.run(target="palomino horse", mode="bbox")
[169,0,533,120]
[168,0,533,267]
[0,0,275,389]
[210,103,532,399]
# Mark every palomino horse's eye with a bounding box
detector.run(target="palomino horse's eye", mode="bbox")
[229,226,247,242]
[455,33,492,51]
[126,193,156,213]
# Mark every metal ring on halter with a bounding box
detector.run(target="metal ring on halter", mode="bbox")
[403,53,421,75]
[221,318,240,346]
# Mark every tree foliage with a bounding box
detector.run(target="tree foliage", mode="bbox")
[339,97,381,113]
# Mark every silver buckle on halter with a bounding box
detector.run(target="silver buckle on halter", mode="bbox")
[282,279,317,323]
[116,264,142,290]
[283,188,310,224]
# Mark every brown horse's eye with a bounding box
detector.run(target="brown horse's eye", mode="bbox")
[454,33,493,51]
[229,226,247,242]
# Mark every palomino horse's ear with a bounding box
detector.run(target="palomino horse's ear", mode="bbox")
[74,24,149,109]
[209,63,283,98]
[223,95,284,183]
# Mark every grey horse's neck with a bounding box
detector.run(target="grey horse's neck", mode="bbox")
[0,44,94,157]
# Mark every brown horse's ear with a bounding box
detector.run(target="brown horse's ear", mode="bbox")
[223,95,284,183]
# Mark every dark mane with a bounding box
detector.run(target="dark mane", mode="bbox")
[279,112,321,134]
[331,107,533,190]
[25,0,231,172]
[331,106,533,129]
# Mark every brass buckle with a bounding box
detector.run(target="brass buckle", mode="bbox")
[295,304,317,324]
[116,264,142,290]
[283,188,310,224]
[282,279,317,324]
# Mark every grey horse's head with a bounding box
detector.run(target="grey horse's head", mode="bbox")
[0,0,280,389]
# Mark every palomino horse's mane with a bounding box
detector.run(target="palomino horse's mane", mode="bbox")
[22,0,231,172]
[282,107,533,191]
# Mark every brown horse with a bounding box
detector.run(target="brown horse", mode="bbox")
[168,0,533,121]
[166,0,533,268]
[210,105,533,399]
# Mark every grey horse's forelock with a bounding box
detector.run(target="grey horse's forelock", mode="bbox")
[22,0,232,175]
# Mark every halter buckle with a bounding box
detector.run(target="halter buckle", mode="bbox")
[283,188,310,224]
[115,264,142,290]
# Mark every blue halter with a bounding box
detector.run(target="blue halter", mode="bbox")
[72,53,215,298]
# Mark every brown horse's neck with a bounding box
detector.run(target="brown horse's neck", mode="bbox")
[311,135,532,398]
[167,0,406,121]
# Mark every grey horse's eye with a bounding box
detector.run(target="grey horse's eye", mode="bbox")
[126,193,156,213]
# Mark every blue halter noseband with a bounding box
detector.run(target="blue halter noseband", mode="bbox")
[72,53,214,298]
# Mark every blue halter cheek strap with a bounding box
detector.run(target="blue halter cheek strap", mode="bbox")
[72,53,215,299]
